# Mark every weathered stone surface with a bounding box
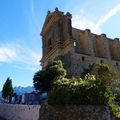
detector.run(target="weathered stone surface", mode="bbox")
[39,102,112,120]
[0,103,40,120]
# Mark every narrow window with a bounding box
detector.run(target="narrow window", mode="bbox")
[100,60,104,63]
[116,62,119,66]
[82,56,85,61]
[48,38,52,46]
[44,40,46,47]
[74,42,76,46]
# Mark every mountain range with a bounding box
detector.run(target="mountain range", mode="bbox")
[14,86,34,95]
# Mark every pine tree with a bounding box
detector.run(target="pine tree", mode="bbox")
[2,77,14,101]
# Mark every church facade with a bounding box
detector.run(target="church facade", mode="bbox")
[40,8,120,77]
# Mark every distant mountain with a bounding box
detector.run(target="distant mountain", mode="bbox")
[14,86,34,95]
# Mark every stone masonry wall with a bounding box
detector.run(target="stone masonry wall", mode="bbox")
[39,104,112,120]
[0,103,40,120]
[0,103,112,120]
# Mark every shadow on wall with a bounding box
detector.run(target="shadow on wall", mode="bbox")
[0,116,7,120]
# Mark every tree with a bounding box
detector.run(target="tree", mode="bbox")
[33,60,66,92]
[2,77,14,102]
[81,63,117,88]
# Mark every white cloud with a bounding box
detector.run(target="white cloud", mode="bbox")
[95,4,120,28]
[72,4,120,34]
[30,0,40,32]
[0,47,17,62]
[72,15,101,34]
[0,42,41,71]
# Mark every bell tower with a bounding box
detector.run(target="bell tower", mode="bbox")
[40,8,73,69]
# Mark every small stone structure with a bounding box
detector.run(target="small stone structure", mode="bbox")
[0,103,40,120]
[39,104,112,120]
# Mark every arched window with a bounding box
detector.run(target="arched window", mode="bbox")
[48,38,52,46]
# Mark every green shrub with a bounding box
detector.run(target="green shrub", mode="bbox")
[33,61,117,114]
[33,60,66,92]
[48,73,117,114]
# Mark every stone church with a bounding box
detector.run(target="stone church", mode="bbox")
[40,8,120,77]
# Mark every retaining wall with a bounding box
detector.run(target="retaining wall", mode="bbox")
[39,104,112,120]
[0,103,112,120]
[0,103,40,120]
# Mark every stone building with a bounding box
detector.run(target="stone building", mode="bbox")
[40,8,120,77]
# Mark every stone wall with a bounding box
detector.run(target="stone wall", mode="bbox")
[0,103,112,120]
[0,103,40,120]
[39,104,112,120]
[72,28,120,61]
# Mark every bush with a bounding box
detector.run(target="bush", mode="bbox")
[49,77,82,105]
[48,72,117,114]
[33,61,117,114]
[33,60,66,92]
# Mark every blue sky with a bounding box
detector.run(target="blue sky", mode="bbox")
[0,0,120,90]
